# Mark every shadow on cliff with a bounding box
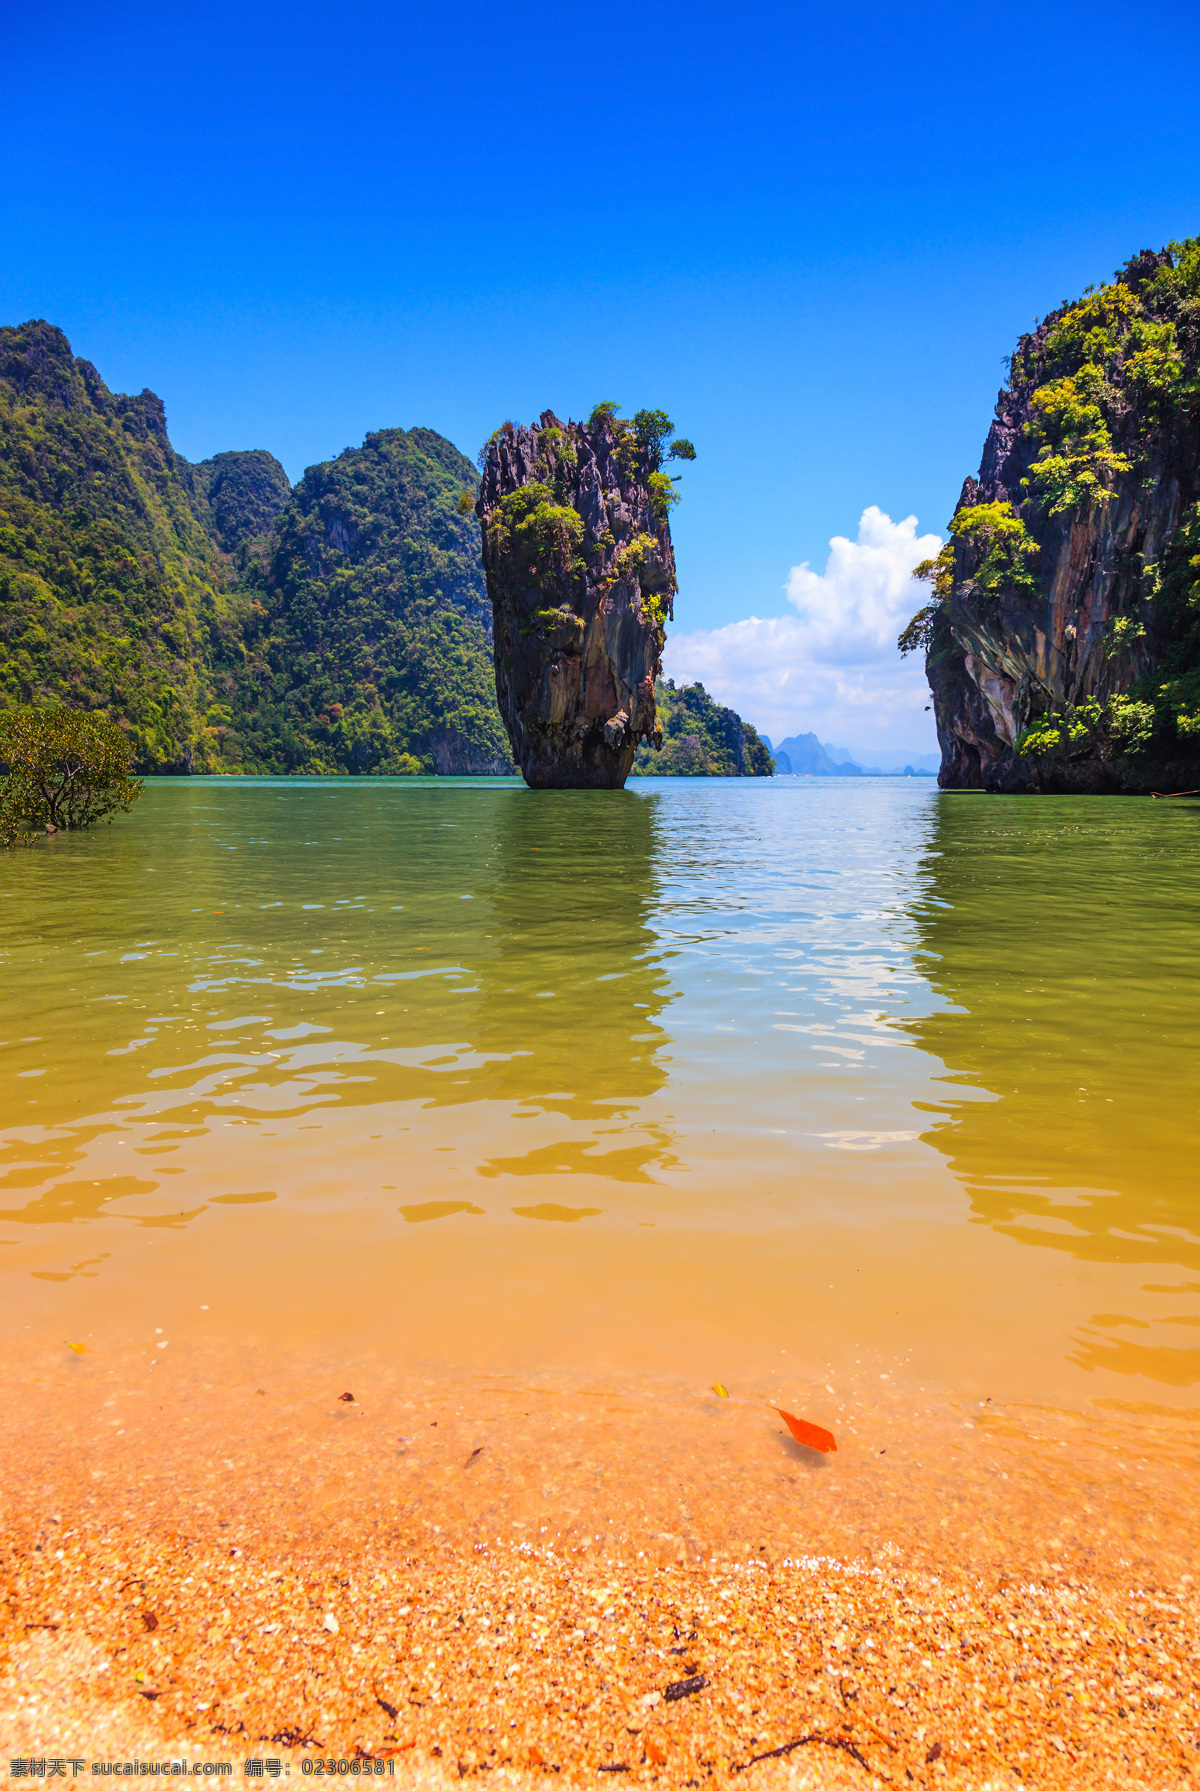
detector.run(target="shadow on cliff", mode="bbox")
[469,788,678,1181]
[904,792,1200,1388]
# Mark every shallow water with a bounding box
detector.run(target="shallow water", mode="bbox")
[6,777,1200,1785]
[3,775,1198,1423]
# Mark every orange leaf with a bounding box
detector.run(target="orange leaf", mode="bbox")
[776,1408,837,1453]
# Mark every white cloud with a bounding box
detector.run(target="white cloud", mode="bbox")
[663,506,944,754]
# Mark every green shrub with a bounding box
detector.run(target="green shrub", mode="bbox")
[487,483,585,579]
[1105,614,1147,658]
[647,470,678,521]
[1015,694,1156,770]
[0,705,142,841]
[587,402,622,432]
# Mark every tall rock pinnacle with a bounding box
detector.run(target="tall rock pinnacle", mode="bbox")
[477,407,688,788]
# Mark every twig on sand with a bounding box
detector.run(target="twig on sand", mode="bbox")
[838,1678,900,1751]
[734,1731,882,1776]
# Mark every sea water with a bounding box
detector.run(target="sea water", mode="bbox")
[3,775,1197,1418]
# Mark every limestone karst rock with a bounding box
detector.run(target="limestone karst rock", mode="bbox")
[477,410,678,788]
[906,242,1200,793]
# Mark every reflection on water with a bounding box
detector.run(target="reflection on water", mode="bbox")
[0,780,676,1232]
[2,777,1199,1406]
[470,788,676,1180]
[908,794,1200,1387]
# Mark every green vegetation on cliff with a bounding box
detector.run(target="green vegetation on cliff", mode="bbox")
[1017,245,1200,776]
[901,501,1041,656]
[225,428,511,775]
[1010,269,1195,516]
[485,481,586,588]
[0,321,245,770]
[632,680,774,776]
[902,239,1200,790]
[0,322,511,776]
[584,402,695,521]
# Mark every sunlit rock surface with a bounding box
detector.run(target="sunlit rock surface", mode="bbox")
[477,412,675,788]
[918,244,1200,792]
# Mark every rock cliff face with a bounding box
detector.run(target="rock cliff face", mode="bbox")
[911,243,1200,792]
[477,411,677,788]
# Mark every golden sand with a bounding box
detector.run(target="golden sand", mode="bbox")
[2,1343,1198,1788]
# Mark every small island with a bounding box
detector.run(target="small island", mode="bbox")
[477,405,694,788]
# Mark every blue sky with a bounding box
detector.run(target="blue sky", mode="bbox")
[5,0,1200,752]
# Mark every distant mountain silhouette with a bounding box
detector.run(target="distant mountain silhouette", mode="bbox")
[772,733,864,776]
[767,732,939,776]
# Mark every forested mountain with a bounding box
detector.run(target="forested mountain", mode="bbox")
[224,428,511,774]
[0,321,510,774]
[0,320,243,770]
[632,679,774,776]
[0,323,765,779]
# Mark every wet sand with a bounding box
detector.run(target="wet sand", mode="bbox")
[3,1343,1198,1788]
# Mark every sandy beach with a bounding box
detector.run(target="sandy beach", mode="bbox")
[3,1341,1197,1788]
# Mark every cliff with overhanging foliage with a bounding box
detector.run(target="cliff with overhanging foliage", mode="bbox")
[477,405,694,788]
[904,240,1200,792]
